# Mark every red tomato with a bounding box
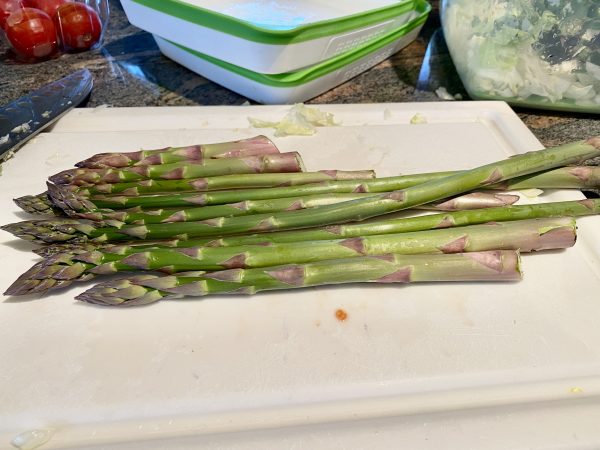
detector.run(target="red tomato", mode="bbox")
[4,7,58,60]
[0,0,24,29]
[23,0,67,17]
[54,2,102,51]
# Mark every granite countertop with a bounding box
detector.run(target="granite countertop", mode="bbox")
[1,0,598,152]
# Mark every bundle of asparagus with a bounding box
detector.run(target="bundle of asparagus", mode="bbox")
[1,135,599,306]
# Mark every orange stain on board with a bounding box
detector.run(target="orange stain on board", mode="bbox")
[335,309,348,322]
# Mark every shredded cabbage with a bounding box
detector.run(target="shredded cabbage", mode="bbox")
[442,0,600,112]
[248,104,338,137]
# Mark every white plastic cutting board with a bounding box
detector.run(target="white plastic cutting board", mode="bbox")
[1,102,600,450]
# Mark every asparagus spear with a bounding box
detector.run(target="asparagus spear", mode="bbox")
[43,138,599,240]
[46,138,600,215]
[46,170,462,213]
[50,185,519,215]
[75,135,280,168]
[5,194,596,245]
[4,218,575,295]
[76,165,600,195]
[49,152,305,185]
[75,193,372,224]
[30,198,600,257]
[101,137,596,238]
[67,192,517,224]
[68,170,376,196]
[2,191,522,243]
[15,165,600,216]
[76,250,523,306]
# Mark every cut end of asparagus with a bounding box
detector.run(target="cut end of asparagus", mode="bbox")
[262,152,306,173]
[207,135,280,159]
[465,249,521,279]
[585,136,600,149]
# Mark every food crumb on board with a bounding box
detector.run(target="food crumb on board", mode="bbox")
[335,309,348,322]
[570,387,584,394]
[519,188,544,198]
[248,103,338,137]
[93,104,111,112]
[435,86,462,101]
[10,429,54,450]
[410,113,428,124]
[11,122,32,134]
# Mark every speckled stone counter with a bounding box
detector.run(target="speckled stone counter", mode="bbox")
[1,0,598,152]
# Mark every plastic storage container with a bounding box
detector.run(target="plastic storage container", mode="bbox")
[153,0,430,104]
[120,0,417,74]
[441,0,600,113]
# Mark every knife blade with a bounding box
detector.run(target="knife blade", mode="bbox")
[0,68,93,161]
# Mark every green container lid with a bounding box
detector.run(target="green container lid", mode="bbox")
[132,0,418,45]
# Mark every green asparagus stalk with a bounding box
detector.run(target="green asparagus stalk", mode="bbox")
[98,136,596,238]
[41,166,598,216]
[2,191,522,243]
[46,171,464,213]
[45,138,600,214]
[32,240,199,257]
[15,165,600,216]
[75,250,523,306]
[79,165,600,195]
[4,218,575,295]
[75,193,372,224]
[69,192,518,224]
[50,185,519,214]
[67,170,376,196]
[75,135,280,168]
[30,198,600,257]
[49,152,305,185]
[42,137,600,239]
[6,195,598,245]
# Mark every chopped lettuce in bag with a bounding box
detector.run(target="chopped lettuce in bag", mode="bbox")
[442,0,600,112]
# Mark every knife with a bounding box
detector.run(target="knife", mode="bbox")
[0,68,94,161]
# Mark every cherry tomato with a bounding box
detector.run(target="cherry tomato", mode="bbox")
[22,0,67,17]
[54,2,102,51]
[4,7,58,60]
[0,0,24,29]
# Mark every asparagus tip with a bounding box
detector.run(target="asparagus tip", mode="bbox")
[4,257,91,296]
